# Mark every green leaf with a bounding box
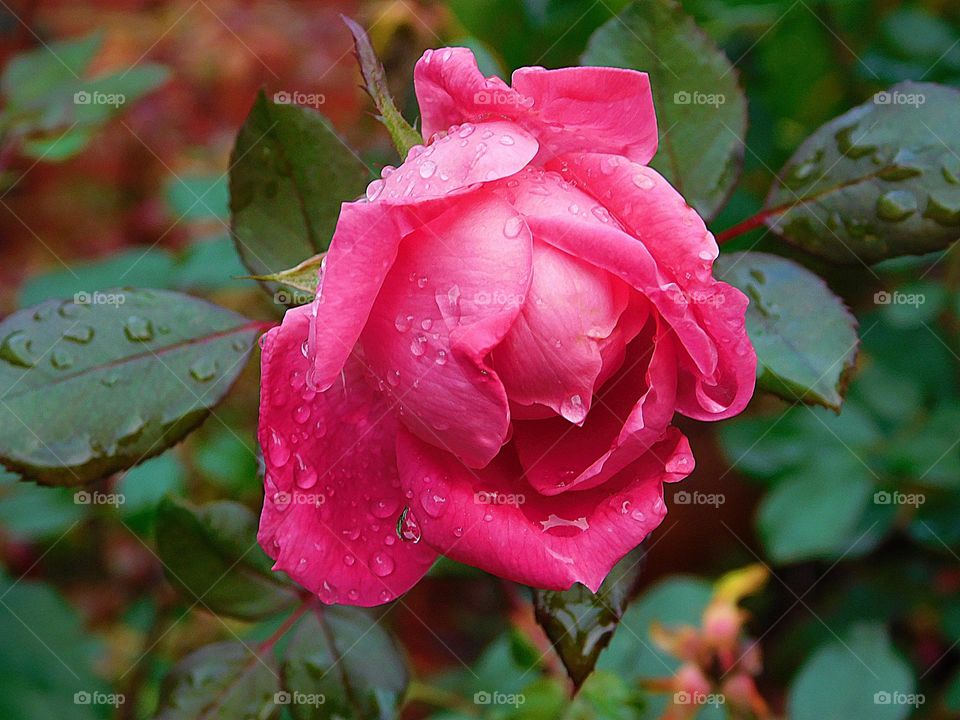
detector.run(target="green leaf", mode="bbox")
[1,33,102,108]
[155,498,298,620]
[714,252,859,410]
[598,576,711,681]
[788,624,916,720]
[247,253,323,305]
[581,0,748,220]
[0,470,85,539]
[18,235,250,306]
[0,574,108,720]
[281,606,409,720]
[229,90,369,286]
[757,463,874,563]
[533,546,645,689]
[0,289,259,485]
[156,641,280,720]
[341,15,422,157]
[765,81,960,263]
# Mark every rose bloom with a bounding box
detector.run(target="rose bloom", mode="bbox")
[257,49,756,606]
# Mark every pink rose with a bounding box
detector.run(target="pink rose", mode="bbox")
[257,49,756,606]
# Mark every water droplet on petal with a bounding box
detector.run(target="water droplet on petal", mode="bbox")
[366,178,385,201]
[371,551,395,577]
[419,489,447,518]
[397,507,423,543]
[500,134,515,145]
[268,429,291,467]
[632,173,654,190]
[419,160,437,179]
[503,216,524,238]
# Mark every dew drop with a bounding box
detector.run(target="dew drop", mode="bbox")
[397,506,423,543]
[419,160,437,179]
[632,173,654,190]
[188,357,218,382]
[499,134,515,145]
[395,314,412,332]
[124,316,154,342]
[268,429,291,467]
[503,216,524,238]
[419,489,447,518]
[289,403,310,425]
[63,325,94,344]
[366,178,385,201]
[295,461,318,491]
[410,335,427,357]
[0,331,35,368]
[371,551,395,577]
[50,349,74,370]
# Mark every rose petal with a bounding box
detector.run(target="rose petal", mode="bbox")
[377,119,538,205]
[396,426,693,592]
[511,65,658,164]
[307,120,538,393]
[548,155,757,420]
[491,239,631,424]
[512,318,679,496]
[360,195,533,468]
[415,48,658,164]
[259,306,437,607]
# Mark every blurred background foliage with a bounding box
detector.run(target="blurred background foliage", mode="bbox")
[1,0,960,718]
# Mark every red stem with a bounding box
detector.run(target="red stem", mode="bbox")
[715,208,780,244]
[258,596,315,652]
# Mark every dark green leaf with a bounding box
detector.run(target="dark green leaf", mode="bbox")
[229,90,369,285]
[0,289,259,485]
[581,0,748,220]
[341,16,422,157]
[281,606,409,720]
[788,624,915,720]
[156,641,280,720]
[757,462,874,563]
[0,574,109,720]
[765,81,960,263]
[533,546,645,689]
[155,498,298,620]
[714,251,859,410]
